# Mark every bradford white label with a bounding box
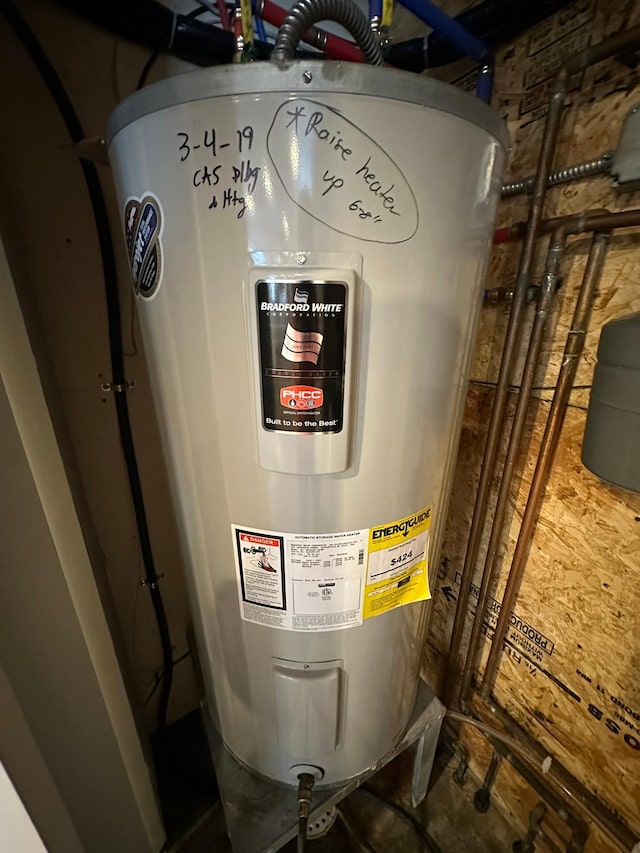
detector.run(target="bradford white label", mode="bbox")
[256,280,347,434]
[123,193,163,298]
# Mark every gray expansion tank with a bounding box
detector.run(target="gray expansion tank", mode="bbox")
[582,312,640,494]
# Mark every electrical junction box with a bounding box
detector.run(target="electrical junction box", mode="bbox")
[611,103,640,191]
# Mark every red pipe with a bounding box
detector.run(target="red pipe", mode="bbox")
[493,216,569,244]
[260,0,364,62]
[492,225,512,244]
[321,29,365,62]
[217,0,232,31]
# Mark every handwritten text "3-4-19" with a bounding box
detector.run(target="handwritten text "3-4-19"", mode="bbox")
[176,126,254,161]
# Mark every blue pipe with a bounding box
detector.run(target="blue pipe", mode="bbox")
[396,0,489,62]
[476,61,494,104]
[369,0,382,25]
[254,12,266,42]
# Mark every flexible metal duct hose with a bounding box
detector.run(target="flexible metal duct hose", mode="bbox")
[502,152,614,197]
[272,0,383,65]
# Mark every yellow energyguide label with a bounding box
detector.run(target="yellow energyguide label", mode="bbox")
[363,507,431,619]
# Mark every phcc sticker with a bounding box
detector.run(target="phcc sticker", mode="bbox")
[124,193,164,299]
[280,385,324,410]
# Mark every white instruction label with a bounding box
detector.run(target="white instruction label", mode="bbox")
[288,531,366,631]
[233,525,366,632]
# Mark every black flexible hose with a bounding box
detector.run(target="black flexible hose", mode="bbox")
[336,807,378,853]
[272,0,383,64]
[358,786,443,853]
[296,773,316,853]
[297,814,308,853]
[0,0,174,731]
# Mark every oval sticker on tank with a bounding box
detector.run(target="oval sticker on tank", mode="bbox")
[266,99,419,244]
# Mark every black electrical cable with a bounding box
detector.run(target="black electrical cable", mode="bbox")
[336,807,378,853]
[0,0,175,731]
[140,651,191,708]
[357,786,444,853]
[137,48,161,90]
[137,4,215,91]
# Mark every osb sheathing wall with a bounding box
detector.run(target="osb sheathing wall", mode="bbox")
[424,0,640,848]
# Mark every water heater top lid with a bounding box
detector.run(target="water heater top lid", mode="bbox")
[107,60,509,151]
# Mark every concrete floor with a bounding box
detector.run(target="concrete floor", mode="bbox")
[166,734,519,853]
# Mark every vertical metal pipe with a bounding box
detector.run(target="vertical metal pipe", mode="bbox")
[473,749,501,812]
[519,802,547,853]
[459,227,567,705]
[446,22,640,709]
[481,232,610,692]
[444,69,568,707]
[488,739,589,853]
[453,215,640,848]
[473,695,639,851]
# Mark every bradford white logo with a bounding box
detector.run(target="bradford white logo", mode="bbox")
[293,288,309,304]
[281,324,323,364]
[123,194,163,299]
[280,385,324,410]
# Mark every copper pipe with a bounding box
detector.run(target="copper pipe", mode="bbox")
[565,22,640,74]
[460,211,609,707]
[459,220,640,850]
[443,18,640,849]
[448,202,640,706]
[480,211,640,692]
[494,747,589,853]
[484,285,541,306]
[448,708,589,850]
[459,225,568,705]
[499,207,640,242]
[481,231,612,692]
[562,208,640,232]
[445,709,548,771]
[471,695,639,851]
[495,213,591,243]
[443,67,569,707]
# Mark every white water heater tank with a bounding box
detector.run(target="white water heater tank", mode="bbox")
[107,62,507,787]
